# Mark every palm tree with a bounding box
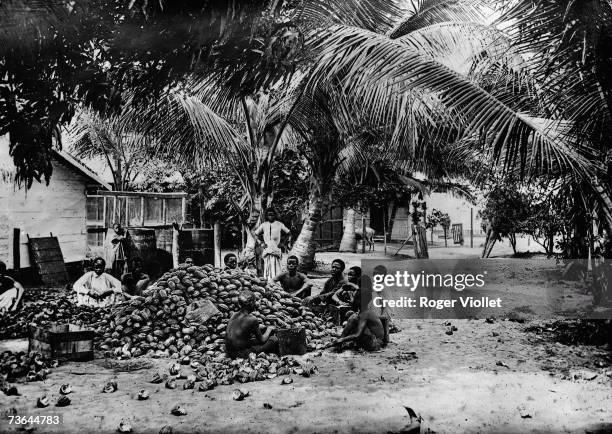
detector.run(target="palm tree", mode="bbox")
[65,109,155,191]
[280,0,597,269]
[67,0,602,272]
[496,0,612,245]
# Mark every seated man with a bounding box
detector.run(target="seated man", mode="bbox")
[330,265,362,306]
[0,261,25,312]
[304,259,347,308]
[74,257,126,307]
[332,285,385,352]
[372,265,391,345]
[272,256,313,298]
[225,290,279,359]
[224,253,238,271]
[121,257,150,297]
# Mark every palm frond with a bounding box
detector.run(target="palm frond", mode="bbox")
[125,92,250,173]
[297,0,404,33]
[387,0,491,39]
[308,25,595,178]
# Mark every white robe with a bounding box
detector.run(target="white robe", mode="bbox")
[255,221,290,279]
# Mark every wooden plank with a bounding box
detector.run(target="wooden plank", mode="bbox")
[28,236,68,285]
[29,238,61,250]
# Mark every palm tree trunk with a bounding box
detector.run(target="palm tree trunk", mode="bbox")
[593,180,612,238]
[509,233,517,254]
[482,226,497,258]
[413,224,429,258]
[240,194,265,273]
[339,208,357,252]
[290,191,323,271]
[387,203,398,238]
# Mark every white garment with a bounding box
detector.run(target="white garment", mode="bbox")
[255,221,290,247]
[73,271,122,307]
[0,288,18,311]
[255,221,290,279]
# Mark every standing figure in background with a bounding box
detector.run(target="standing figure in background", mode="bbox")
[0,261,25,312]
[254,208,291,280]
[105,222,129,278]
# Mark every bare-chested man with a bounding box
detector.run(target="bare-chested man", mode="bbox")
[272,256,313,298]
[225,290,279,359]
[332,282,385,352]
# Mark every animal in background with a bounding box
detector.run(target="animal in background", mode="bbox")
[355,227,375,251]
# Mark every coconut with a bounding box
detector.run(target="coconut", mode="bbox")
[232,389,249,401]
[56,395,71,407]
[37,395,50,408]
[118,421,132,433]
[59,384,72,395]
[102,381,118,393]
[198,379,217,391]
[170,405,187,416]
[150,372,165,384]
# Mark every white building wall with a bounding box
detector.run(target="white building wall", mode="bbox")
[0,137,89,268]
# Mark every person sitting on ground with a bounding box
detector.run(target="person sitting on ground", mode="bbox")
[330,265,363,306]
[224,253,238,271]
[332,283,385,352]
[372,264,391,345]
[184,257,194,267]
[225,290,279,359]
[0,261,25,312]
[121,257,150,297]
[272,255,313,298]
[73,257,126,307]
[304,259,348,308]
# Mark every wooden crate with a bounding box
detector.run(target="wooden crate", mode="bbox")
[29,323,94,362]
[277,328,307,356]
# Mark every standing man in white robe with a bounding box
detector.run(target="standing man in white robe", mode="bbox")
[254,208,291,280]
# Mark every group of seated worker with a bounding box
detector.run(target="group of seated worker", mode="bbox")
[300,259,361,308]
[73,257,150,307]
[224,257,388,358]
[0,260,25,312]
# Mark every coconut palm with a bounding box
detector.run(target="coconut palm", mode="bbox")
[65,109,156,191]
[496,0,612,243]
[68,0,602,271]
[277,0,600,268]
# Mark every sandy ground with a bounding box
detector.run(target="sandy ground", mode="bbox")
[1,247,611,433]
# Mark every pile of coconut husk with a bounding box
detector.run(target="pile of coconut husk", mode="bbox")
[95,264,334,359]
[0,350,58,384]
[0,288,106,340]
[151,353,316,391]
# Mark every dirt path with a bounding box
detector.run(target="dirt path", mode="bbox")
[1,317,611,434]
